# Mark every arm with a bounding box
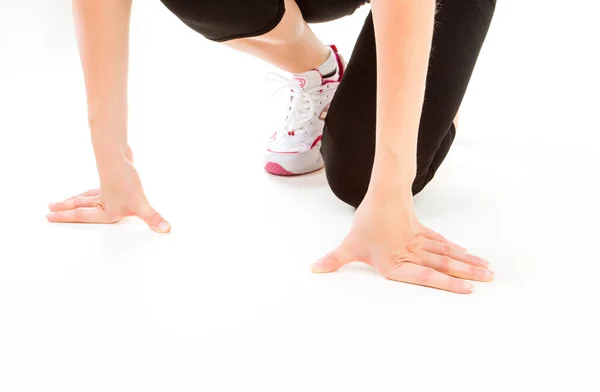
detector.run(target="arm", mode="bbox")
[72,0,132,176]
[314,0,492,293]
[368,0,435,198]
[46,0,170,233]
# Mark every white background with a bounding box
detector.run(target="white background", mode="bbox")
[1,1,599,391]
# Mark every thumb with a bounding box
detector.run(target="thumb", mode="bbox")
[138,204,171,234]
[311,246,353,273]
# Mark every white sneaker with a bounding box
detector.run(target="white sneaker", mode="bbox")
[264,46,346,176]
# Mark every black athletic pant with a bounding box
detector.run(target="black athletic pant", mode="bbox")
[159,0,496,208]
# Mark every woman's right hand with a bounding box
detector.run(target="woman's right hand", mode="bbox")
[46,147,171,234]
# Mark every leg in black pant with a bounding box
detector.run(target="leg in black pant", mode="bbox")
[322,0,496,208]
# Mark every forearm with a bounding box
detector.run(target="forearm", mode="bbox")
[72,0,133,166]
[369,0,436,197]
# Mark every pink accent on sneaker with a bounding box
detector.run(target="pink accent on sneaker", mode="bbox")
[265,162,324,176]
[292,78,307,88]
[265,162,295,176]
[322,45,345,85]
[310,135,323,149]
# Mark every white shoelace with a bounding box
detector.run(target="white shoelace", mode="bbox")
[266,72,322,135]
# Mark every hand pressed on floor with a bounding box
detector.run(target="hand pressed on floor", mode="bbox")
[46,148,170,234]
[313,193,493,294]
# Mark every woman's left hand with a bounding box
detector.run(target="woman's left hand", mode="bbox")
[312,192,493,294]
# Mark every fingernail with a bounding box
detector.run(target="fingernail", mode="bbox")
[464,282,474,292]
[158,222,171,233]
[480,258,490,267]
[46,213,55,221]
[48,203,56,210]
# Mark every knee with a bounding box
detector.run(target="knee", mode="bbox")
[327,162,431,207]
[412,172,431,196]
[159,0,217,39]
[159,0,285,42]
[324,162,370,209]
[325,168,363,209]
[472,0,496,23]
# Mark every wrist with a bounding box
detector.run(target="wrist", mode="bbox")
[363,182,415,211]
[96,154,130,187]
[89,117,128,160]
[369,148,416,195]
[91,135,129,183]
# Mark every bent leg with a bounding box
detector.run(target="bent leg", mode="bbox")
[322,0,496,208]
[160,0,329,73]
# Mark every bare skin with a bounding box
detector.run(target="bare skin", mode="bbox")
[225,0,330,73]
[50,0,492,294]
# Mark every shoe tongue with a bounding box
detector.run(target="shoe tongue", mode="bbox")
[292,69,323,89]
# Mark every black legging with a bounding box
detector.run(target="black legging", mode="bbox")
[159,0,496,207]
